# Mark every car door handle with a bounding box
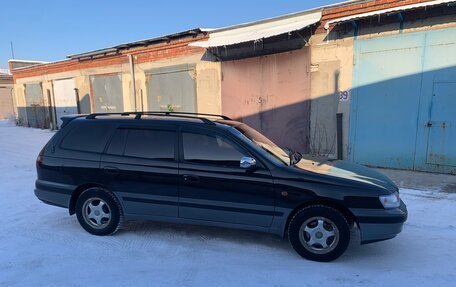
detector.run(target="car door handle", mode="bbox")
[103,166,120,175]
[182,174,200,182]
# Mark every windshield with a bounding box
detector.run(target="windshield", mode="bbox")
[232,124,291,165]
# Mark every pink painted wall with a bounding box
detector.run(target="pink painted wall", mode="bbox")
[221,48,311,152]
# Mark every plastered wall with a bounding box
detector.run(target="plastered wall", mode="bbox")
[309,32,354,159]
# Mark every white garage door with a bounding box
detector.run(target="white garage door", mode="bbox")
[53,78,77,128]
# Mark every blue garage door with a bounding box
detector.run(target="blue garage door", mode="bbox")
[426,83,456,167]
[350,28,456,173]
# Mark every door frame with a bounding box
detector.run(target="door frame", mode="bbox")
[176,124,275,227]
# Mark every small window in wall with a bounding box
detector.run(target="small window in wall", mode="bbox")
[147,64,196,112]
[182,132,245,167]
[90,74,124,113]
[60,123,112,153]
[123,129,176,160]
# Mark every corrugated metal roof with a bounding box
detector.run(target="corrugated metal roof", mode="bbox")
[190,11,322,48]
[325,0,456,28]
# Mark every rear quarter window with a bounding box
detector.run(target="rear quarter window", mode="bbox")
[60,123,112,153]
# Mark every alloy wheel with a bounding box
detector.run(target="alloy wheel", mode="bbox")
[298,216,340,255]
[82,197,112,229]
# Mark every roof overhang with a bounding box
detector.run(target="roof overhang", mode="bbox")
[190,11,321,48]
[325,0,456,29]
[8,59,48,64]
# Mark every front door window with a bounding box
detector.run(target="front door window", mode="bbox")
[182,132,245,168]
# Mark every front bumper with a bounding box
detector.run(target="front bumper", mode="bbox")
[351,200,408,244]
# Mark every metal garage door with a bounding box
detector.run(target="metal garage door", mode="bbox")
[426,83,456,167]
[90,74,124,113]
[146,64,196,112]
[25,83,49,129]
[350,27,456,173]
[221,49,311,153]
[53,78,77,128]
[0,87,14,119]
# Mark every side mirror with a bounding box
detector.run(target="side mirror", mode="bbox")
[240,156,256,169]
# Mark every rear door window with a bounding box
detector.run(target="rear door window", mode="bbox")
[105,128,176,161]
[60,123,112,153]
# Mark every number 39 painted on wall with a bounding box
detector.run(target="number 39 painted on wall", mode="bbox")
[339,90,350,102]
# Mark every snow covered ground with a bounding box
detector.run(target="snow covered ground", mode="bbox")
[0,120,455,287]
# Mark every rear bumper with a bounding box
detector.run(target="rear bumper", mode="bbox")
[351,200,408,244]
[34,180,74,209]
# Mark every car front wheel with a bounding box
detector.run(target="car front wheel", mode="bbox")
[288,205,350,262]
[75,188,121,236]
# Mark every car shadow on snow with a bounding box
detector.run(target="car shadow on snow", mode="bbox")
[119,220,291,251]
[114,220,402,262]
[36,209,406,263]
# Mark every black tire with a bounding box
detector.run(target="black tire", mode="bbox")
[75,187,122,236]
[288,205,350,262]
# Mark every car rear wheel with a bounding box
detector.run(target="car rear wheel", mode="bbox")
[288,205,350,262]
[76,188,121,236]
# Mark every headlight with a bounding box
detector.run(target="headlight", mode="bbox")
[379,192,400,209]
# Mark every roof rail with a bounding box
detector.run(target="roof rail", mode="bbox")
[84,111,232,124]
[140,112,214,125]
[85,112,134,119]
[135,111,231,120]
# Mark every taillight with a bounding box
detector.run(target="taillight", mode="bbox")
[36,147,45,166]
[36,155,43,166]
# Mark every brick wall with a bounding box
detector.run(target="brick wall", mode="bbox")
[11,34,208,81]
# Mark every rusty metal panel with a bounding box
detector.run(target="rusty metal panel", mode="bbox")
[146,64,196,112]
[90,74,124,113]
[24,83,49,128]
[221,48,311,153]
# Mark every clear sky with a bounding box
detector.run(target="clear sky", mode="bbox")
[1,0,341,69]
